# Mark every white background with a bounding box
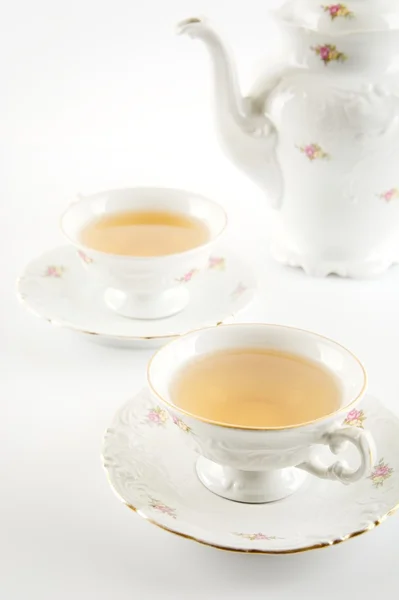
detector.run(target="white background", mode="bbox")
[2,0,399,598]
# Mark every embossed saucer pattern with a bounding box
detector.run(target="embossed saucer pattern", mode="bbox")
[17,245,256,349]
[102,390,399,553]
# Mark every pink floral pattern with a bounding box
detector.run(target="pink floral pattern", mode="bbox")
[149,498,176,519]
[231,282,247,300]
[368,459,394,489]
[176,268,199,283]
[208,256,226,271]
[344,409,366,429]
[312,44,347,65]
[379,188,399,203]
[322,4,354,20]
[172,415,192,434]
[147,406,168,426]
[298,143,329,161]
[77,250,93,264]
[235,533,281,541]
[44,265,65,278]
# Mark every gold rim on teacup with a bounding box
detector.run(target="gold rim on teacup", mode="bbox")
[59,187,228,320]
[60,186,228,262]
[147,322,368,431]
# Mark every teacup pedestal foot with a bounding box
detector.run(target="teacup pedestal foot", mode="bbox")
[196,456,307,503]
[104,286,190,320]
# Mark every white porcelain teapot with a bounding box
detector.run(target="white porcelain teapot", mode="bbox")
[179,2,399,277]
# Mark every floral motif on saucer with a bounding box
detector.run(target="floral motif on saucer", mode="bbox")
[17,246,256,349]
[369,459,394,489]
[103,391,399,554]
[44,265,65,278]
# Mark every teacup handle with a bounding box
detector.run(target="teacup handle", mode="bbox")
[298,426,375,485]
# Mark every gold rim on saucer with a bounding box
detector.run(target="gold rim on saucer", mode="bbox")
[124,502,399,555]
[16,281,233,341]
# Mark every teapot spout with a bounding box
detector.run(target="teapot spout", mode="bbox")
[178,17,283,208]
[177,17,250,134]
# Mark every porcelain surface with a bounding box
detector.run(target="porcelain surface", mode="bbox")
[277,0,399,34]
[17,245,256,349]
[102,389,399,554]
[179,2,399,277]
[148,323,373,503]
[61,188,227,319]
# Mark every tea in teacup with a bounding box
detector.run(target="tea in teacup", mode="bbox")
[80,210,210,257]
[149,323,372,502]
[170,347,341,428]
[61,187,226,318]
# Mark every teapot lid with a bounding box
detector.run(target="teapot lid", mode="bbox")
[276,0,399,34]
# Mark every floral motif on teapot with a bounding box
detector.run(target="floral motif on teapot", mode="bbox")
[298,143,329,161]
[312,44,348,65]
[322,4,354,21]
[379,188,399,203]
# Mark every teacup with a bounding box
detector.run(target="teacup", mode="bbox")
[61,187,227,320]
[148,323,375,503]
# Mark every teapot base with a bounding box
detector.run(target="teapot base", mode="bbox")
[196,456,307,504]
[270,237,399,279]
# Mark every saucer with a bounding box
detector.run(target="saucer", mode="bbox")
[102,390,399,554]
[17,245,256,348]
